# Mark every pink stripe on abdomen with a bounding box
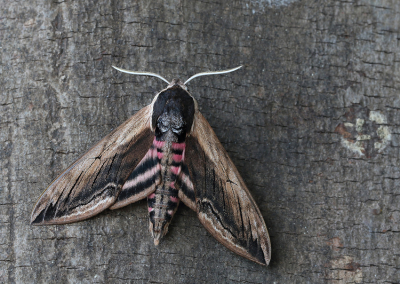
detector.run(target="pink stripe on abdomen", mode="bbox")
[172,153,183,162]
[170,196,179,203]
[172,142,186,150]
[154,139,165,149]
[171,166,181,175]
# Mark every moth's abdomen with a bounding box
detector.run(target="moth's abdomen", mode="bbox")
[148,140,186,245]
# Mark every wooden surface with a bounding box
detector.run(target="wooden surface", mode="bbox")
[1,0,399,283]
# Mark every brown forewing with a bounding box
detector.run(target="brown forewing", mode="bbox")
[184,111,271,266]
[31,105,154,225]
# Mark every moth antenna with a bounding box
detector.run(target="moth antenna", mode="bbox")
[112,66,170,84]
[184,65,242,85]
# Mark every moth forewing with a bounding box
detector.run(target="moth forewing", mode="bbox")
[31,105,154,225]
[183,112,271,265]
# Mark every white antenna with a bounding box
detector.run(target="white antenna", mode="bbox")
[112,66,170,84]
[184,65,242,85]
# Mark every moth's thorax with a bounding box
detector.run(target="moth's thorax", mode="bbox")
[152,84,196,141]
[147,137,185,245]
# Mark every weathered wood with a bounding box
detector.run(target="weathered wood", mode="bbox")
[1,0,399,283]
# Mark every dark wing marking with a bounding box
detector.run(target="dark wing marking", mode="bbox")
[110,140,161,210]
[185,111,271,266]
[176,163,196,211]
[31,105,154,225]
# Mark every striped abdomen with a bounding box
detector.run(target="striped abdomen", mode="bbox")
[147,138,185,245]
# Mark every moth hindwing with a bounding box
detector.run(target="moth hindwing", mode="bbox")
[31,66,271,266]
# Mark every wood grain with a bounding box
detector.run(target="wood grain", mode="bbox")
[1,0,399,282]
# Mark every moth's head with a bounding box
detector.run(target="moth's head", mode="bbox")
[112,65,242,137]
[167,78,188,91]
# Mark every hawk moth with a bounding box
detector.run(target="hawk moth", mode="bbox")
[31,66,271,266]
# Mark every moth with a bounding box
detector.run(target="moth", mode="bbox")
[31,65,271,266]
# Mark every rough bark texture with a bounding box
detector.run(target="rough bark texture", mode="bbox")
[1,0,399,283]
